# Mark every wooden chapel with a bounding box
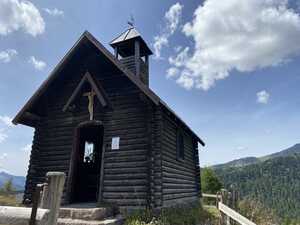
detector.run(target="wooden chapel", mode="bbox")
[13,27,205,209]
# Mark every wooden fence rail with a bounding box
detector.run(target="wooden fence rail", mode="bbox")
[0,171,65,225]
[218,202,256,225]
[202,193,219,199]
[202,189,257,225]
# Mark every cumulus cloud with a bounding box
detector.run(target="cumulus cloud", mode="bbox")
[257,90,270,104]
[0,49,17,63]
[43,8,64,17]
[168,0,300,90]
[0,0,45,36]
[28,56,46,70]
[153,3,183,59]
[166,67,179,78]
[0,116,13,127]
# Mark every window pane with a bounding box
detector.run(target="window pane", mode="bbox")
[177,131,184,160]
[84,141,95,163]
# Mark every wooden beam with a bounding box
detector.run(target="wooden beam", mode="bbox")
[85,72,108,108]
[24,112,41,121]
[218,202,257,225]
[62,75,87,112]
[135,40,140,77]
[62,71,110,112]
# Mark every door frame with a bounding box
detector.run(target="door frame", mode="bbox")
[66,120,104,204]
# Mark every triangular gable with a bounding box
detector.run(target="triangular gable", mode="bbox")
[12,31,159,126]
[62,71,110,112]
[12,31,204,146]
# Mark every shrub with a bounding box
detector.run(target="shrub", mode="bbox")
[238,197,279,225]
[201,168,222,194]
[125,204,218,225]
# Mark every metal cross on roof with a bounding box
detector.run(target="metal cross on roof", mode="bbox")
[128,14,135,28]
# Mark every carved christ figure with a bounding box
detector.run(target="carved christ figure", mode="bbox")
[83,89,96,120]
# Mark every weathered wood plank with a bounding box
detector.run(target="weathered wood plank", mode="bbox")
[218,202,257,225]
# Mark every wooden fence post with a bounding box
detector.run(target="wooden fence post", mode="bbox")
[40,172,65,225]
[229,185,239,225]
[219,189,231,225]
[29,184,44,225]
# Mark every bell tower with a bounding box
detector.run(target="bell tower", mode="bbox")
[110,26,153,86]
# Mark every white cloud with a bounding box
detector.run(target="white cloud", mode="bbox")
[0,130,8,144]
[257,90,270,104]
[0,0,45,36]
[168,0,300,90]
[0,116,13,127]
[174,46,182,53]
[28,56,46,70]
[43,8,64,17]
[153,3,183,59]
[21,144,31,153]
[166,67,179,78]
[0,49,17,63]
[176,73,194,90]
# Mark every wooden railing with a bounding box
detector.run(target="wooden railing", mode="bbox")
[218,202,256,225]
[0,172,65,225]
[202,189,257,225]
[29,183,46,225]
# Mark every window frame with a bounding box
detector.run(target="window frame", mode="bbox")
[176,128,185,161]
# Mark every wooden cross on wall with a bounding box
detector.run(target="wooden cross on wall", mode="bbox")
[83,89,96,120]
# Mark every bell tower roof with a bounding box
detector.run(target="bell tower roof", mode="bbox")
[110,27,153,57]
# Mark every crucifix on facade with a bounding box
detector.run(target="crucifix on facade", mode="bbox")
[83,89,96,120]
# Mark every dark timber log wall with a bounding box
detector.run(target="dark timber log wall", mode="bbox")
[23,49,199,208]
[23,61,154,207]
[161,112,200,207]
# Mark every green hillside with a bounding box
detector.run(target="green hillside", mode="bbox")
[214,153,300,220]
[213,144,300,170]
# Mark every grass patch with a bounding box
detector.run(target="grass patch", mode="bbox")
[125,204,219,225]
[0,194,20,206]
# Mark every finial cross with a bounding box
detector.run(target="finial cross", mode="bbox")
[128,14,135,28]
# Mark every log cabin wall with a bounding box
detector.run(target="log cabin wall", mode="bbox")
[161,111,200,207]
[149,106,163,208]
[120,56,149,86]
[19,32,202,209]
[23,57,155,207]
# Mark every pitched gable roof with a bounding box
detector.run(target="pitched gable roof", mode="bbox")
[13,31,204,146]
[110,27,141,45]
[110,27,153,57]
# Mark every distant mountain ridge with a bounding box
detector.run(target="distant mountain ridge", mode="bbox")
[213,143,300,220]
[0,171,25,191]
[213,143,300,169]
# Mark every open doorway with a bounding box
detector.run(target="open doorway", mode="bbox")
[72,123,103,203]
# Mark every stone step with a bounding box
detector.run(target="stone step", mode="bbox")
[59,207,113,221]
[57,214,124,225]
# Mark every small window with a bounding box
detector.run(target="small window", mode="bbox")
[177,129,184,160]
[83,141,95,163]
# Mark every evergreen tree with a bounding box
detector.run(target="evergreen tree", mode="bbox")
[201,167,223,194]
[1,179,15,194]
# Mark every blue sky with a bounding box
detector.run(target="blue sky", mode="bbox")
[0,0,300,175]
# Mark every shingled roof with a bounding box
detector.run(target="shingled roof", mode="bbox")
[110,27,153,57]
[110,27,141,44]
[13,31,204,146]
